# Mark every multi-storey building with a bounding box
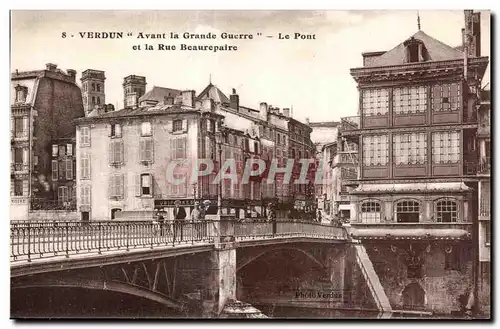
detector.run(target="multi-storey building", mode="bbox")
[477,88,490,315]
[81,69,106,116]
[10,63,84,221]
[340,10,489,314]
[74,80,314,221]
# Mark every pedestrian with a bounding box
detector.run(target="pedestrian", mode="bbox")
[174,202,186,242]
[158,213,165,237]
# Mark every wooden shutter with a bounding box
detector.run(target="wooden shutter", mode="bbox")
[146,139,154,162]
[108,175,114,198]
[119,174,124,198]
[135,174,141,196]
[118,140,124,164]
[140,140,145,161]
[66,159,73,180]
[167,120,173,133]
[182,119,188,132]
[109,142,115,164]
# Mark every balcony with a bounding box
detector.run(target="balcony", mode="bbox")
[12,130,29,141]
[11,163,29,173]
[333,152,359,167]
[341,168,358,180]
[30,198,77,211]
[478,157,491,174]
[350,223,473,241]
[340,116,360,131]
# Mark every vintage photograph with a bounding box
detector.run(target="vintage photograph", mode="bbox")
[9,10,491,319]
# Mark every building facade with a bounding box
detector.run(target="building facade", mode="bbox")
[476,88,490,315]
[74,80,315,221]
[11,63,85,221]
[340,10,489,314]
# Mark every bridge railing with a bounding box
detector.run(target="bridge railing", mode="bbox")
[10,220,217,263]
[234,220,347,240]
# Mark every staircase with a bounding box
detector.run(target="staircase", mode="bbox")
[353,243,393,318]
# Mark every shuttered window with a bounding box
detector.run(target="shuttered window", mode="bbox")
[81,186,91,206]
[140,139,154,162]
[80,127,90,146]
[51,160,58,181]
[65,159,73,180]
[81,155,91,179]
[109,174,124,198]
[109,140,124,165]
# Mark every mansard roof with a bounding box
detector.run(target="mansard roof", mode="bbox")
[138,86,182,103]
[366,30,465,68]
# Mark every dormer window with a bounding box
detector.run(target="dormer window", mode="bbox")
[15,85,28,103]
[404,37,428,63]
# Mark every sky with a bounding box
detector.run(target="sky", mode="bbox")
[10,10,490,123]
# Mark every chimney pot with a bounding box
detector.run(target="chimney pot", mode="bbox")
[45,63,57,71]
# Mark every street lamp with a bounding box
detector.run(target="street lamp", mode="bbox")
[214,119,227,218]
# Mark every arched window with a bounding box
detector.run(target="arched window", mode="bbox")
[435,200,459,223]
[360,200,381,223]
[396,200,420,223]
[111,208,122,220]
[402,283,425,309]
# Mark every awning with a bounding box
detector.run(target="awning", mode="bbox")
[351,182,471,195]
[339,204,351,211]
[351,228,471,240]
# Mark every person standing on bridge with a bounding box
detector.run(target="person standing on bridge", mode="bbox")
[157,213,165,237]
[267,202,277,235]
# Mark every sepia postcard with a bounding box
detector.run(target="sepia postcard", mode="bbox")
[9,9,491,320]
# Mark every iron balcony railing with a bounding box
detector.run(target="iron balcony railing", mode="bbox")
[340,116,360,131]
[11,163,29,172]
[11,219,348,263]
[30,198,77,211]
[333,153,359,166]
[12,130,28,139]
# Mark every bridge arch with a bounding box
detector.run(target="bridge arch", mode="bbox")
[11,276,184,311]
[237,246,325,273]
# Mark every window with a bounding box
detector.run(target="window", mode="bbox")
[96,97,101,105]
[111,208,122,220]
[111,123,122,137]
[393,86,427,114]
[59,145,66,157]
[51,160,58,180]
[362,89,389,116]
[59,159,66,180]
[58,186,69,202]
[406,42,420,63]
[485,222,491,245]
[396,200,420,223]
[360,201,381,223]
[393,133,427,165]
[480,182,490,216]
[80,127,90,146]
[109,140,124,165]
[14,180,23,196]
[92,96,96,105]
[435,200,459,223]
[141,122,152,136]
[362,135,389,166]
[445,245,461,270]
[277,134,281,144]
[81,155,90,179]
[172,173,186,196]
[109,174,124,198]
[173,120,183,132]
[254,141,259,154]
[141,173,152,196]
[14,148,24,164]
[432,131,460,163]
[80,186,91,206]
[14,118,25,136]
[171,138,187,159]
[92,83,96,92]
[96,84,101,92]
[66,144,73,156]
[432,83,460,112]
[140,139,154,162]
[65,159,73,180]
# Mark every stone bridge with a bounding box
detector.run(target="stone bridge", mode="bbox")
[10,218,392,318]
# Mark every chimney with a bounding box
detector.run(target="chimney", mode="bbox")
[463,10,478,57]
[164,95,174,105]
[230,88,240,111]
[259,102,268,121]
[45,63,57,71]
[283,108,290,117]
[181,90,195,107]
[66,69,76,82]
